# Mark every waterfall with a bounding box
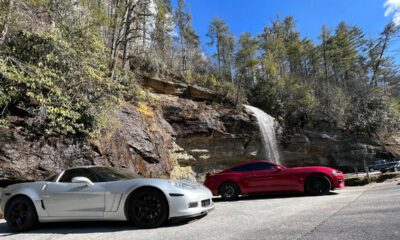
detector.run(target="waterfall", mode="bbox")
[245,105,280,164]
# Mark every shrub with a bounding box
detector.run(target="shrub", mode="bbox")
[346,88,400,134]
[0,30,122,136]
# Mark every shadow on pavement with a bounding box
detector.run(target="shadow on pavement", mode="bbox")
[213,191,338,202]
[0,215,206,236]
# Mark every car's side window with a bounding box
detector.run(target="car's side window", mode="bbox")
[59,169,99,183]
[232,162,275,172]
[231,164,252,172]
[252,162,275,171]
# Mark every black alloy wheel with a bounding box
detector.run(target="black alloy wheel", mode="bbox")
[305,175,331,196]
[130,189,168,228]
[219,182,240,201]
[5,196,38,232]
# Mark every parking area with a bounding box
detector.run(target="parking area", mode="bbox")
[0,182,399,240]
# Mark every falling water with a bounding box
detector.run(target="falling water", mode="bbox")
[245,105,280,164]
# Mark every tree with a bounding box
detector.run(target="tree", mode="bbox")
[370,22,399,87]
[207,17,235,82]
[152,0,173,62]
[235,32,259,105]
[174,0,199,72]
[207,17,227,75]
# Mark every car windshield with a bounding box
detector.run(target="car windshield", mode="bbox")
[45,174,59,182]
[91,167,138,182]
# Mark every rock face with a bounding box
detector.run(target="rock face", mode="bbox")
[142,75,230,103]
[162,95,261,180]
[0,92,262,183]
[0,103,175,183]
[280,129,400,172]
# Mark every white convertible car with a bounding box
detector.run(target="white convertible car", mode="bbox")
[0,166,214,232]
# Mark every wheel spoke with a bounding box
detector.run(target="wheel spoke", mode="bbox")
[133,192,165,225]
[136,209,147,221]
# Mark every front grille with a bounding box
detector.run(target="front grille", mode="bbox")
[201,199,211,207]
[188,202,198,208]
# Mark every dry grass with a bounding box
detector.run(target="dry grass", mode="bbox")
[137,102,154,118]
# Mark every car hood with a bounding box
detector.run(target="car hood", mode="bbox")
[111,178,204,189]
[288,166,339,173]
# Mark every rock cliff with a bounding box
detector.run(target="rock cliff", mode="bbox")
[0,86,262,183]
[280,129,400,172]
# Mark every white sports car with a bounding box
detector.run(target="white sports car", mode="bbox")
[0,166,214,232]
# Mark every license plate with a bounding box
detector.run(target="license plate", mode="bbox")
[201,199,211,207]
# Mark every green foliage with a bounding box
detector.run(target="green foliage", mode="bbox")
[250,79,316,128]
[347,89,400,134]
[247,17,400,135]
[1,1,400,140]
[129,54,167,75]
[0,29,122,135]
[312,87,350,128]
[390,97,400,119]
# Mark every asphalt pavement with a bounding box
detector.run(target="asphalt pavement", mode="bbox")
[0,182,399,240]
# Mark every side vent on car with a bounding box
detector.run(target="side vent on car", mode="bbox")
[41,200,46,210]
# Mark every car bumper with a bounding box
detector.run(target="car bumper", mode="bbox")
[332,177,345,189]
[167,186,215,219]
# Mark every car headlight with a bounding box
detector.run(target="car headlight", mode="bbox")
[172,181,196,190]
[332,170,340,176]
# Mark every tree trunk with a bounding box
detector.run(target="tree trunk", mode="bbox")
[216,33,221,75]
[109,0,120,80]
[371,33,389,87]
[0,0,13,44]
[322,32,329,85]
[122,1,135,70]
[142,1,147,56]
[180,31,186,71]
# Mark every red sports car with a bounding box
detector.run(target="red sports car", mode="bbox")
[204,160,345,200]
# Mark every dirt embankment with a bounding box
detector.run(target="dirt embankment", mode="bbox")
[345,172,400,186]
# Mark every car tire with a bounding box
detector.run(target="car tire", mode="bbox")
[219,182,240,201]
[5,196,38,232]
[129,188,168,228]
[305,175,332,196]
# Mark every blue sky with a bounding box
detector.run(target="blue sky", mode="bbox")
[178,0,397,55]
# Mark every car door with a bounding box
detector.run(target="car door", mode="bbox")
[244,162,283,193]
[42,168,105,217]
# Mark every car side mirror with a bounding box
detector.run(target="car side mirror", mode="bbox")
[71,177,94,186]
[275,166,283,172]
